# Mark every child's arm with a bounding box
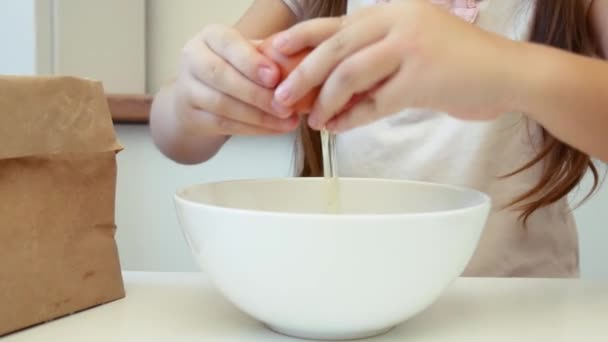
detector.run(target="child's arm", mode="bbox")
[271,1,608,162]
[516,0,608,162]
[150,0,298,165]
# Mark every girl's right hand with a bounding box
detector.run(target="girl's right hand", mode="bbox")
[174,24,300,136]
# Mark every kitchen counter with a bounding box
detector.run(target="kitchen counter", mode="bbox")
[5,272,608,341]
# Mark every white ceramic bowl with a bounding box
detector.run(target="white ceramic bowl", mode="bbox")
[175,178,490,340]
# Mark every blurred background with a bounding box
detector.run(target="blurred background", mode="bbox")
[1,0,606,278]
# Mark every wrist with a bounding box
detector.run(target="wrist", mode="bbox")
[493,38,535,116]
[504,40,565,123]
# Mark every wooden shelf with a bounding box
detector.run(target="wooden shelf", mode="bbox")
[107,94,152,123]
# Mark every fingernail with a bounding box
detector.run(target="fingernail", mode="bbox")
[258,66,276,87]
[273,33,289,50]
[275,82,292,105]
[271,99,293,117]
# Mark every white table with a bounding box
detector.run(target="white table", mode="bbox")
[5,272,608,341]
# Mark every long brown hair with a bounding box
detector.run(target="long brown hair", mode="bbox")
[297,0,600,223]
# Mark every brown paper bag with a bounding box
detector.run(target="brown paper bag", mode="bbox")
[0,75,125,335]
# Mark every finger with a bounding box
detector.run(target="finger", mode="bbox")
[307,38,401,129]
[271,6,383,54]
[271,17,343,55]
[274,15,390,108]
[190,47,293,118]
[326,72,404,133]
[204,25,281,88]
[325,98,378,133]
[186,77,299,133]
[196,110,291,136]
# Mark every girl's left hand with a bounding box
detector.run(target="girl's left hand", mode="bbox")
[271,0,521,132]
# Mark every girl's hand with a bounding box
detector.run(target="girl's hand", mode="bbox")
[271,1,519,132]
[174,24,299,136]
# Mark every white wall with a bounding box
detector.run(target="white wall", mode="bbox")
[570,170,608,280]
[114,126,295,272]
[146,0,252,93]
[0,0,145,92]
[0,0,36,74]
[51,0,146,93]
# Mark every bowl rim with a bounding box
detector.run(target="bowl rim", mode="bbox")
[174,177,492,220]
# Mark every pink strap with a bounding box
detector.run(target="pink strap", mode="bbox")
[422,0,480,23]
[451,0,480,23]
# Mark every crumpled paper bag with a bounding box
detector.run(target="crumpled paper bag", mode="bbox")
[0,75,125,336]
